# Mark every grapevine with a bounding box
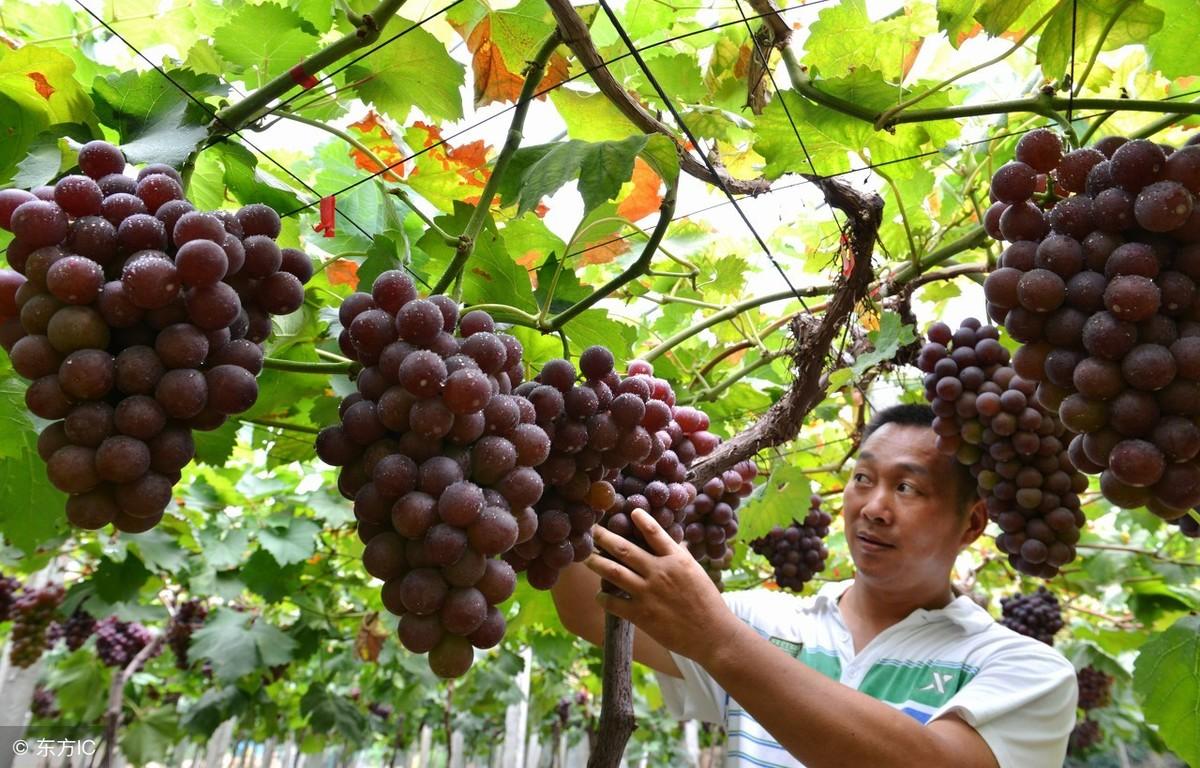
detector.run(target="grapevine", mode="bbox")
[0,141,312,532]
[749,494,833,591]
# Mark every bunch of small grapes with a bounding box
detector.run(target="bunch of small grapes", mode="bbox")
[94,617,154,668]
[31,685,60,719]
[1077,665,1114,710]
[63,608,97,651]
[8,584,65,667]
[1170,511,1200,538]
[316,273,539,678]
[368,702,393,720]
[0,574,19,622]
[982,129,1200,521]
[998,586,1064,645]
[749,494,833,591]
[167,599,208,669]
[682,459,756,564]
[918,319,1088,577]
[1069,719,1103,755]
[0,140,312,532]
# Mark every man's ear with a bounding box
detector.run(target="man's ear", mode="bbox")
[959,499,988,549]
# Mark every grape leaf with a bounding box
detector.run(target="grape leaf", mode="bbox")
[1145,0,1200,79]
[1133,614,1200,766]
[457,16,569,108]
[241,549,303,603]
[189,608,296,681]
[804,0,936,81]
[118,102,209,169]
[508,136,650,216]
[302,683,369,740]
[180,686,252,735]
[402,122,492,214]
[91,554,151,604]
[120,707,179,767]
[91,67,222,138]
[214,142,305,213]
[343,17,465,123]
[213,4,321,88]
[0,46,95,127]
[45,649,111,723]
[257,515,321,566]
[1037,0,1164,83]
[198,528,250,571]
[549,88,640,143]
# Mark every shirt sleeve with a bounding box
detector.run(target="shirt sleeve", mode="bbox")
[656,590,803,724]
[931,640,1078,768]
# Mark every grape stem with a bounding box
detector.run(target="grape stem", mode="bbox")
[261,357,357,374]
[211,0,410,132]
[431,32,563,295]
[101,631,166,768]
[1075,543,1200,567]
[243,418,324,435]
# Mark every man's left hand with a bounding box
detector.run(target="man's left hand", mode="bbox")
[584,508,743,665]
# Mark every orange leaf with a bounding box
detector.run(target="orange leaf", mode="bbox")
[464,18,570,108]
[347,111,405,181]
[354,612,389,662]
[27,72,54,100]
[955,22,984,47]
[411,121,491,190]
[900,38,923,81]
[616,157,663,222]
[575,233,631,267]
[326,259,359,289]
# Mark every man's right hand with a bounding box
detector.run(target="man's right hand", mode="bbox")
[550,561,683,678]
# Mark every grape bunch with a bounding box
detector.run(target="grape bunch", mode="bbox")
[0,574,19,622]
[682,459,756,564]
[167,599,208,669]
[1068,719,1102,755]
[31,685,60,719]
[368,702,394,720]
[95,617,154,668]
[918,319,1088,577]
[982,129,1200,521]
[0,141,312,532]
[998,586,1064,645]
[1077,664,1113,710]
[316,274,541,678]
[749,494,833,591]
[63,608,97,651]
[1170,511,1200,538]
[8,584,65,667]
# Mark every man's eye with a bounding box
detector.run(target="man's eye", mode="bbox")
[853,473,869,483]
[898,482,919,494]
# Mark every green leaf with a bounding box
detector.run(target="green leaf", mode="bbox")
[301,683,368,741]
[753,90,858,180]
[189,608,296,681]
[193,420,239,466]
[199,528,250,571]
[213,4,321,88]
[91,67,222,139]
[118,101,209,169]
[1145,0,1200,79]
[639,135,680,190]
[1037,0,1165,83]
[46,649,112,722]
[513,136,650,216]
[357,231,409,293]
[91,554,151,604]
[132,529,190,573]
[549,88,640,142]
[121,707,179,766]
[0,376,68,554]
[804,0,936,81]
[14,129,82,189]
[257,515,321,565]
[214,142,305,213]
[735,464,817,542]
[344,17,465,122]
[181,685,252,735]
[241,549,303,603]
[1133,614,1200,766]
[0,45,96,127]
[847,311,917,379]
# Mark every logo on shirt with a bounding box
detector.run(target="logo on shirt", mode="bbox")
[920,671,958,695]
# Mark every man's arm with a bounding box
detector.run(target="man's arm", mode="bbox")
[587,510,1002,768]
[550,561,682,678]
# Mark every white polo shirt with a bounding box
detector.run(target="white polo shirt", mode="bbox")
[657,580,1078,768]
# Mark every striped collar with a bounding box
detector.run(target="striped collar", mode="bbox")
[811,579,996,634]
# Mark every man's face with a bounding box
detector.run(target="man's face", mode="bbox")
[842,424,981,591]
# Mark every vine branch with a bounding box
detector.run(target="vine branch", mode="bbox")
[261,357,358,374]
[101,632,166,768]
[431,32,562,294]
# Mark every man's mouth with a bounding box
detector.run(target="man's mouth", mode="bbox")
[857,532,895,548]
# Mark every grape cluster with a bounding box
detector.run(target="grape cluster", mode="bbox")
[998,586,1064,645]
[683,459,756,563]
[982,130,1200,521]
[1077,664,1113,710]
[317,274,539,678]
[749,494,833,591]
[31,685,60,719]
[918,319,1087,577]
[0,141,312,532]
[589,362,719,558]
[63,608,97,651]
[95,617,154,668]
[368,702,393,720]
[0,575,19,622]
[167,599,207,669]
[1068,719,1102,755]
[8,584,65,668]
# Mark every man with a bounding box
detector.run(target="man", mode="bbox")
[550,403,1078,768]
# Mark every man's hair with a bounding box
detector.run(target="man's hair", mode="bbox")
[862,403,979,513]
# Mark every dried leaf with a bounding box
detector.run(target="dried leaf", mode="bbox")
[463,18,570,108]
[354,612,389,662]
[347,111,405,181]
[27,72,55,100]
[326,259,359,289]
[616,158,663,223]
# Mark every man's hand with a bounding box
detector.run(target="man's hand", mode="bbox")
[584,508,742,665]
